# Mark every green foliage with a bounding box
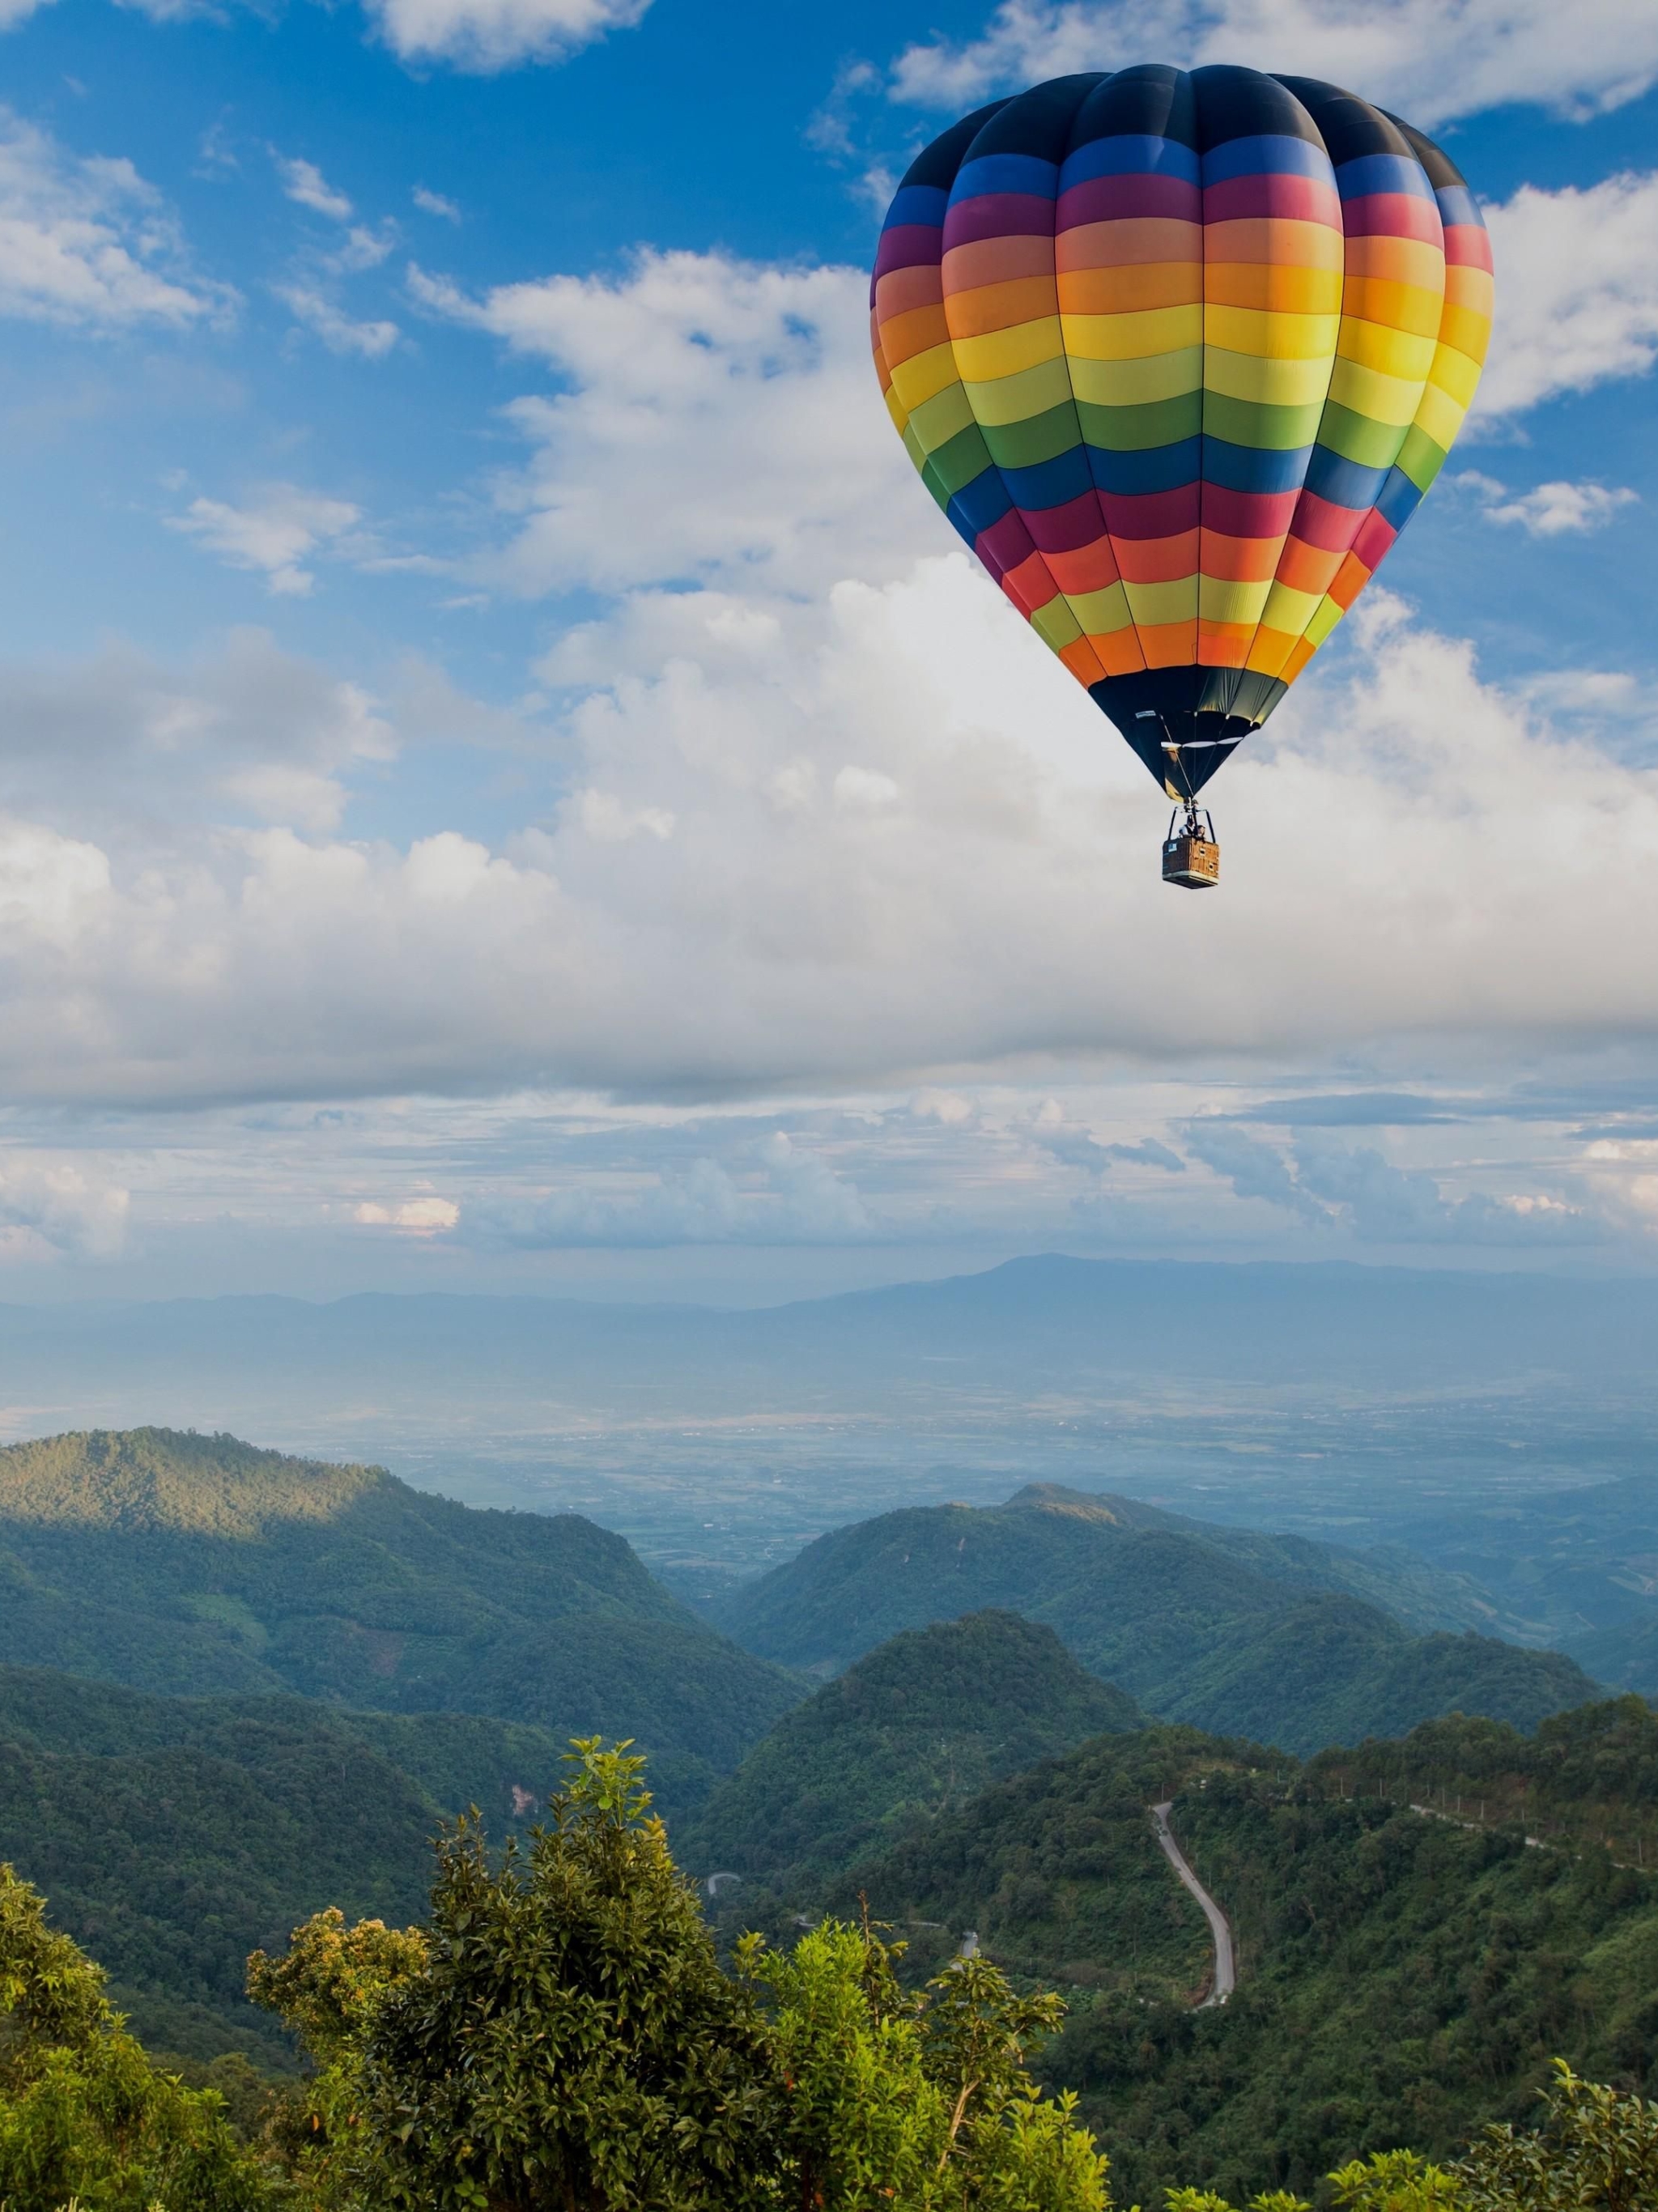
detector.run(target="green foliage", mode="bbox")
[0,1862,272,2211]
[682,1613,1141,1882]
[845,1728,1234,2002]
[712,1495,1596,1757]
[0,1666,586,2066]
[1459,2062,1658,2212]
[0,1426,801,1771]
[1027,1765,1658,2202]
[1312,1698,1658,1865]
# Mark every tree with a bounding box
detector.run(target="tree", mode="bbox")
[0,1861,271,2212]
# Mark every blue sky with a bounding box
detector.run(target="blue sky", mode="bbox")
[2,0,1658,1300]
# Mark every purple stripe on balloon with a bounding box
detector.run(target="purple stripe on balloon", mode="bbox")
[1201,172,1341,225]
[1054,172,1202,230]
[1341,192,1444,244]
[1101,484,1200,538]
[1020,489,1109,554]
[942,193,1057,250]
[976,509,1037,581]
[874,224,943,282]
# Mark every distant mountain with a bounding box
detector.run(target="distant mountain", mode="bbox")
[0,1665,579,2067]
[711,1487,1601,1754]
[678,1611,1139,1881]
[1397,1471,1658,1683]
[845,1705,1658,2203]
[0,1427,801,1796]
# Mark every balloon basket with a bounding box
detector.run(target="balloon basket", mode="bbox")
[1163,807,1219,890]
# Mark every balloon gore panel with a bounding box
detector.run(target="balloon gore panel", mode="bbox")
[870,65,1492,801]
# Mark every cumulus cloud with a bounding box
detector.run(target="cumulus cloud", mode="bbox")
[275,155,353,222]
[1478,172,1658,417]
[274,283,400,358]
[0,630,395,837]
[363,0,649,72]
[1456,474,1639,537]
[1184,1121,1600,1244]
[168,486,366,597]
[408,249,925,598]
[886,0,1658,129]
[461,1134,876,1248]
[0,109,236,330]
[0,1155,129,1261]
[412,185,461,222]
[353,1195,459,1232]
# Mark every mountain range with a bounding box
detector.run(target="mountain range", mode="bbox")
[0,1427,799,1811]
[709,1483,1601,1755]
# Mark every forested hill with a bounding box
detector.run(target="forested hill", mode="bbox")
[0,1665,580,2067]
[839,1701,1658,2204]
[710,1487,1599,1754]
[680,1610,1141,1881]
[0,1427,801,1785]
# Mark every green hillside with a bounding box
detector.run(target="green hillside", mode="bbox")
[678,1611,1140,1881]
[0,1665,591,2069]
[844,1704,1658,2204]
[0,1427,801,1783]
[712,1490,1597,1753]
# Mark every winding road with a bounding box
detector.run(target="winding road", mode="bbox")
[1150,1802,1235,2007]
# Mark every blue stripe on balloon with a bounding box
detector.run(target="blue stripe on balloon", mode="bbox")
[1058,134,1201,189]
[950,152,1059,205]
[882,185,950,230]
[1203,439,1313,495]
[1086,437,1202,495]
[1375,466,1425,531]
[1334,151,1435,202]
[1303,449,1390,508]
[947,470,1014,537]
[997,446,1095,509]
[1201,133,1331,183]
[1434,184,1484,229]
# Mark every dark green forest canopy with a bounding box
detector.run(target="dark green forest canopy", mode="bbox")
[0,1427,801,1778]
[0,1665,589,2067]
[710,1489,1600,1755]
[835,1712,1658,2205]
[679,1611,1142,1881]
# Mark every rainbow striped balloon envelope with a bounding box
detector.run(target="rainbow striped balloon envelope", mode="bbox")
[871,65,1493,803]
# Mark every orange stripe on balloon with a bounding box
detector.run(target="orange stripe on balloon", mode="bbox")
[1199,530,1282,583]
[874,264,943,321]
[1273,536,1344,596]
[1056,262,1201,314]
[1058,636,1107,686]
[1088,627,1149,677]
[1282,636,1318,683]
[1245,627,1299,677]
[1137,619,1198,668]
[1115,530,1198,585]
[1329,551,1372,609]
[1197,621,1255,667]
[1002,551,1062,616]
[941,233,1054,291]
[878,303,952,368]
[942,274,1061,336]
[1045,537,1122,593]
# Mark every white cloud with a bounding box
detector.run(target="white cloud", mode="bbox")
[886,0,1658,129]
[412,186,461,223]
[0,109,235,330]
[1184,1121,1599,1244]
[1459,474,1639,537]
[274,282,400,358]
[275,155,353,222]
[0,1155,129,1261]
[1476,172,1658,416]
[461,1132,875,1248]
[0,631,396,837]
[353,1195,459,1231]
[363,0,649,72]
[410,249,924,599]
[169,486,366,597]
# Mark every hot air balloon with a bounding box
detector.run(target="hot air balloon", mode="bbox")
[870,66,1493,887]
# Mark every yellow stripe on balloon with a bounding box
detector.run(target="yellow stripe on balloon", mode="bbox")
[888,340,963,411]
[1336,318,1438,380]
[1205,348,1333,406]
[1068,348,1203,405]
[964,355,1074,425]
[1203,305,1341,359]
[1199,576,1273,625]
[950,318,1065,383]
[1325,355,1428,425]
[1123,577,1199,625]
[1061,304,1204,360]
